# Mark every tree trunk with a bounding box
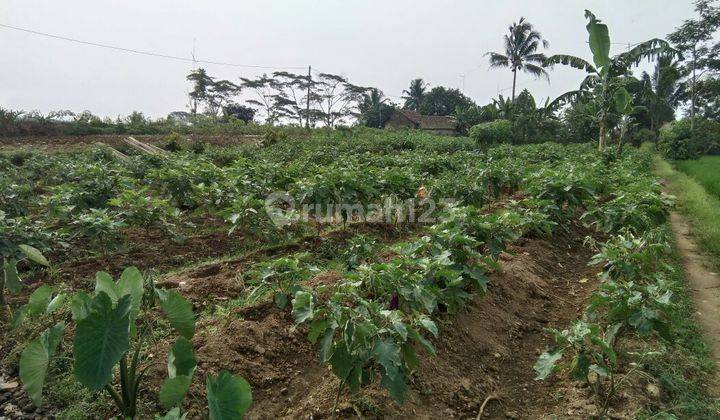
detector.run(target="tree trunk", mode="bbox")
[511,69,518,104]
[598,119,606,151]
[691,46,697,132]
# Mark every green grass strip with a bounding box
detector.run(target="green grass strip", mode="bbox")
[653,155,720,268]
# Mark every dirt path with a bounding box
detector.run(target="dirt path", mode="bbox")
[669,212,720,367]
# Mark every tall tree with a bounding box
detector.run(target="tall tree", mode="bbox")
[240,74,291,125]
[418,86,475,116]
[636,57,683,141]
[668,0,720,128]
[312,73,368,127]
[401,79,428,110]
[186,68,214,116]
[273,71,314,126]
[486,18,549,103]
[544,10,680,150]
[358,88,394,128]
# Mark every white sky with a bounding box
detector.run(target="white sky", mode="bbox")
[0,0,697,119]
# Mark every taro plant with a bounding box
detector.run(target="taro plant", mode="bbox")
[1,242,49,310]
[18,267,253,419]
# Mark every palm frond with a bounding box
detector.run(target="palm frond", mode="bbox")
[544,54,597,73]
[523,63,550,81]
[487,52,510,68]
[547,90,590,109]
[615,39,683,69]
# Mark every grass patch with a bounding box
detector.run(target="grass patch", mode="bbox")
[639,239,720,418]
[676,156,720,199]
[653,155,720,267]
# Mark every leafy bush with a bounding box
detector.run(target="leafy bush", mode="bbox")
[469,120,513,144]
[657,119,720,160]
[658,119,698,160]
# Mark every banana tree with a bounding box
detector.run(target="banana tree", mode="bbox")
[544,10,681,151]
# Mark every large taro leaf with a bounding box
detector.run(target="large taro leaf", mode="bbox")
[94,271,120,304]
[116,266,144,325]
[160,375,193,410]
[25,285,54,316]
[167,337,196,378]
[4,258,22,293]
[160,337,197,409]
[18,244,49,267]
[73,293,131,391]
[206,371,253,420]
[19,321,66,406]
[156,289,195,340]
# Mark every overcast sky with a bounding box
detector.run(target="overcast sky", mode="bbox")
[0,0,697,119]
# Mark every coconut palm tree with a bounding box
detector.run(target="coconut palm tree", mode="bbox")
[401,78,428,110]
[486,18,549,103]
[637,57,683,142]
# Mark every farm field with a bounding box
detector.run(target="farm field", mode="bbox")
[676,156,720,199]
[2,131,716,419]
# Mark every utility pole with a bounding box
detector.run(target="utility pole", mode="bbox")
[306,65,312,129]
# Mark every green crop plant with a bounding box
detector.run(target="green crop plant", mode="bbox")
[18,267,253,419]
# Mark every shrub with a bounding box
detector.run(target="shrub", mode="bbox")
[658,119,720,160]
[658,120,698,160]
[469,120,513,144]
[162,132,183,152]
[631,128,654,147]
[263,127,288,146]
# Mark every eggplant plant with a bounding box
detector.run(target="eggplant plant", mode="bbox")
[19,267,253,419]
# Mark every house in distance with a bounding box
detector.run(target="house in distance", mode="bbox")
[383,110,460,136]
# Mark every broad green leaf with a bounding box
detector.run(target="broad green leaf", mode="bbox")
[11,305,27,329]
[168,337,196,378]
[585,10,610,70]
[534,348,563,380]
[46,293,66,315]
[156,407,187,420]
[307,319,327,344]
[273,292,288,310]
[379,364,407,404]
[26,285,54,316]
[117,267,145,325]
[160,375,192,410]
[372,339,401,373]
[73,293,131,391]
[401,343,419,371]
[4,258,22,293]
[156,289,195,340]
[206,371,253,420]
[570,353,591,381]
[19,245,49,267]
[408,327,435,356]
[19,321,66,406]
[614,87,633,114]
[291,291,313,324]
[94,271,119,304]
[419,317,438,337]
[69,291,92,321]
[319,328,335,362]
[329,343,353,380]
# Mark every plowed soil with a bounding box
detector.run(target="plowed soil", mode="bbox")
[163,225,600,419]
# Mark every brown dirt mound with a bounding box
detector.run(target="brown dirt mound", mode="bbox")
[178,226,599,419]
